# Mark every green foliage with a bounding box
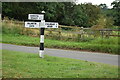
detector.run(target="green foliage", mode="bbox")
[3,2,119,27]
[81,3,101,27]
[99,4,108,10]
[95,15,114,29]
[2,2,39,20]
[2,2,101,27]
[98,1,120,26]
[2,22,23,35]
[3,50,119,78]
[105,17,114,28]
[111,0,120,26]
[72,5,88,27]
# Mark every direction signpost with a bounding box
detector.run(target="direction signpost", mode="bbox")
[25,11,58,58]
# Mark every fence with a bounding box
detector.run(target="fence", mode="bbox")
[99,29,120,38]
[2,20,120,42]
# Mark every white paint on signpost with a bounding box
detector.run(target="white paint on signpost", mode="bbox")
[25,22,40,28]
[40,20,46,28]
[45,22,58,28]
[28,14,44,20]
[40,35,44,43]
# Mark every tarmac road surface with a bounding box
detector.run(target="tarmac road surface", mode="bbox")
[1,43,119,66]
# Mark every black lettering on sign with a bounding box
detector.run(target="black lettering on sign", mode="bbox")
[29,24,34,27]
[30,15,39,19]
[27,23,37,27]
[47,26,52,27]
[45,23,58,28]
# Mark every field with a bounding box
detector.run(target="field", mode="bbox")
[2,50,119,78]
[1,20,119,54]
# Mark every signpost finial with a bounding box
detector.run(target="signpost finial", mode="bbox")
[41,11,45,14]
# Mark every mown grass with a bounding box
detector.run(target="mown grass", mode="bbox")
[2,50,119,78]
[2,34,119,54]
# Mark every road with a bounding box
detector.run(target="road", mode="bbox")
[1,43,119,66]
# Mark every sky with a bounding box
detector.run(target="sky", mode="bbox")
[76,0,115,8]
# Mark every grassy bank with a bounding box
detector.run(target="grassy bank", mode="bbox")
[1,20,119,54]
[2,34,119,54]
[2,50,119,78]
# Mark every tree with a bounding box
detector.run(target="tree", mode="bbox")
[2,2,39,20]
[111,0,120,26]
[96,14,114,29]
[99,4,108,10]
[72,4,88,27]
[61,2,75,25]
[81,3,101,27]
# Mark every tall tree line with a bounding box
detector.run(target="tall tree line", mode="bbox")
[2,1,120,27]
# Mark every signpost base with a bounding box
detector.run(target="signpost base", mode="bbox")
[39,50,44,58]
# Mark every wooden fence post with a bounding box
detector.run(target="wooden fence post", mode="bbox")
[101,30,104,38]
[58,25,61,40]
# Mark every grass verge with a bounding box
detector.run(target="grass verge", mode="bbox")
[2,34,119,54]
[2,50,119,78]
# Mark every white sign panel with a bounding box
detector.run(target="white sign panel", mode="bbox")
[25,22,40,28]
[28,14,44,20]
[45,22,58,28]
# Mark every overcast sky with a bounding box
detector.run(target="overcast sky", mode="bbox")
[76,0,115,8]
